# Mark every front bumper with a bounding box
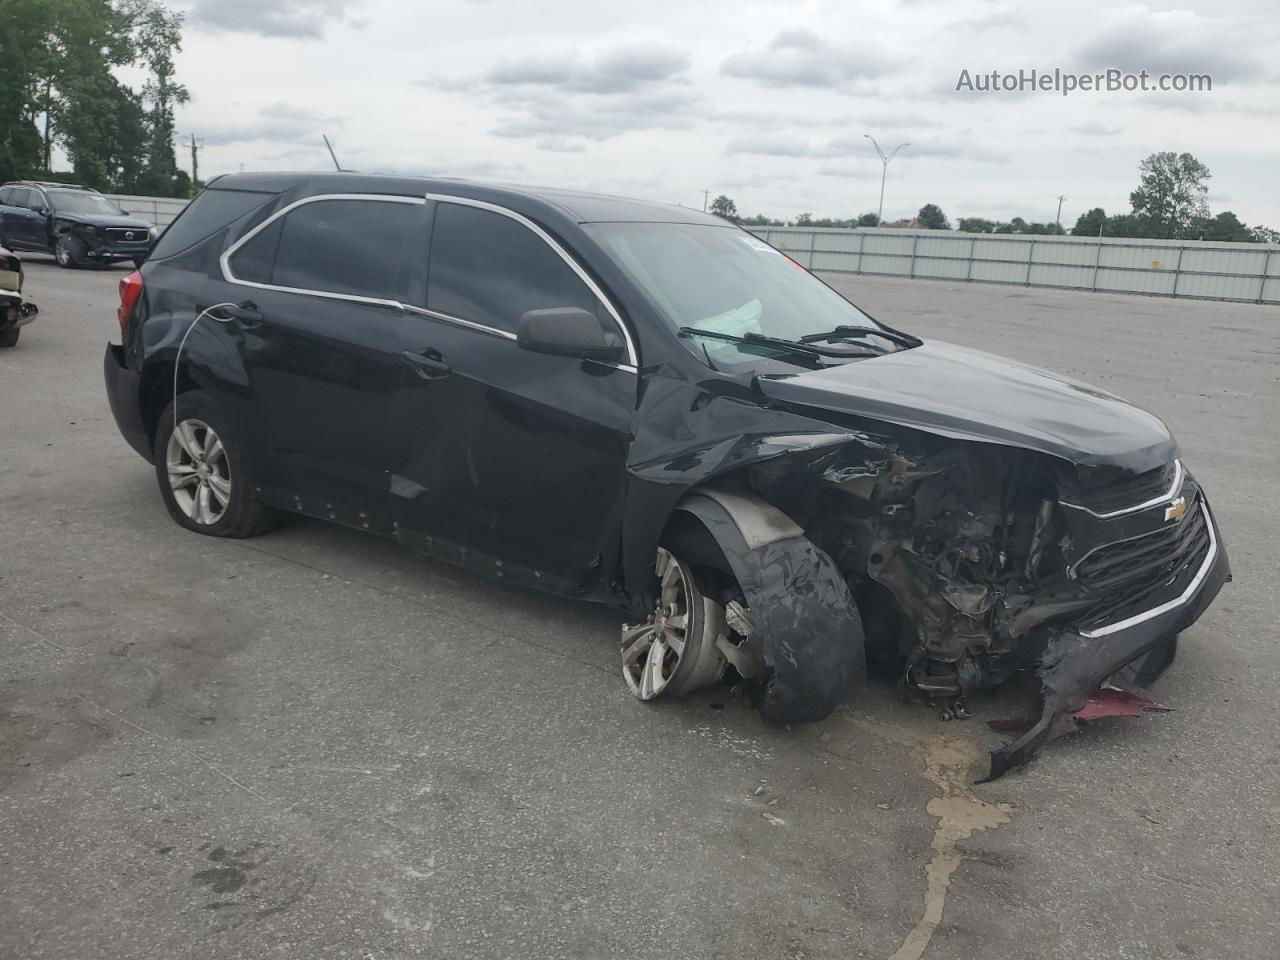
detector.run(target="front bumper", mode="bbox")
[987,498,1230,779]
[104,343,153,462]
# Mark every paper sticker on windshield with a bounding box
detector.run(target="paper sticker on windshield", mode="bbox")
[738,235,780,254]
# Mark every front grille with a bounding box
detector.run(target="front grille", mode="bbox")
[1068,461,1179,516]
[1076,499,1211,625]
[105,227,148,244]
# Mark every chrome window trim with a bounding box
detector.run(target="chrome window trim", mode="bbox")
[217,191,639,374]
[422,192,639,367]
[1078,501,1218,639]
[401,303,516,341]
[219,192,426,307]
[1059,459,1184,520]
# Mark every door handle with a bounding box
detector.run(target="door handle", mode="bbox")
[400,348,451,379]
[222,301,263,327]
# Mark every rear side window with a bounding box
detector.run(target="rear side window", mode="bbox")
[228,217,283,285]
[427,203,602,332]
[150,188,274,261]
[268,198,420,301]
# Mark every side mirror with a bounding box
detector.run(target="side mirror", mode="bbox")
[516,307,624,363]
[34,205,49,215]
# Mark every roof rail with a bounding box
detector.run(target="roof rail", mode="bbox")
[16,180,96,191]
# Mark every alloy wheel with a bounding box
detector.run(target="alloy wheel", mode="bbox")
[166,418,232,525]
[621,547,699,699]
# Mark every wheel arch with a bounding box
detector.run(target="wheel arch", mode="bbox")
[666,485,867,724]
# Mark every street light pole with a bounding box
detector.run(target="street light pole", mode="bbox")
[864,135,909,226]
[1055,194,1066,228]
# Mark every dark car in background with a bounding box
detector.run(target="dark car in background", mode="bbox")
[0,181,155,268]
[102,172,1229,778]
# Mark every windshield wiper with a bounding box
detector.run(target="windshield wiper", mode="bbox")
[678,326,879,359]
[800,324,920,349]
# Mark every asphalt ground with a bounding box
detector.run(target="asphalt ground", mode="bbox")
[2,254,1278,959]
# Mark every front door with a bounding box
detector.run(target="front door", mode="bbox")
[387,198,637,596]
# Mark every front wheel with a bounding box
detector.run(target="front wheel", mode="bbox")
[621,548,731,700]
[153,391,277,538]
[54,235,82,268]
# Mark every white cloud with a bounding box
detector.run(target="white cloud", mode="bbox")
[169,0,1280,227]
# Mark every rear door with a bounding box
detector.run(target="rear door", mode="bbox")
[222,193,431,530]
[3,188,46,248]
[387,197,637,595]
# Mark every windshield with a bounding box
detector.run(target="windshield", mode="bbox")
[586,221,888,370]
[47,190,126,217]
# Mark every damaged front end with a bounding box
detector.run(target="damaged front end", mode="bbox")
[713,428,1230,778]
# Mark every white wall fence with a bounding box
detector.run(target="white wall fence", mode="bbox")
[105,194,190,229]
[750,226,1280,305]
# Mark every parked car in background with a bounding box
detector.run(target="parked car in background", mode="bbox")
[0,181,156,268]
[0,244,38,347]
[103,172,1229,779]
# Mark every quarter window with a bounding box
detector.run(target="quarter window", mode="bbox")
[230,197,422,302]
[427,202,603,333]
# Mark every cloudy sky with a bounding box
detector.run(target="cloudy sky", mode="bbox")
[160,0,1280,229]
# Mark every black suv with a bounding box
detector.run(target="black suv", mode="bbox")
[103,172,1229,778]
[0,181,155,268]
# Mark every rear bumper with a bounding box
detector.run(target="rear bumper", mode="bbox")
[988,499,1231,779]
[104,343,153,462]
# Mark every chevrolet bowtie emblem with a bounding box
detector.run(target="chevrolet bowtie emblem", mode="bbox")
[1164,496,1187,522]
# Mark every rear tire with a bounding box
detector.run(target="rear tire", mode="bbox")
[153,391,277,538]
[0,326,19,348]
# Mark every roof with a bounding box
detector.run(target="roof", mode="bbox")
[205,171,726,226]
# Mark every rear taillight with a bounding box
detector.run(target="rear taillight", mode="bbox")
[118,270,143,333]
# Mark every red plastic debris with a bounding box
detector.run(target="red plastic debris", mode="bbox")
[1073,688,1172,720]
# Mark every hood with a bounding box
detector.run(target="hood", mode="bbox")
[756,339,1177,473]
[57,212,153,230]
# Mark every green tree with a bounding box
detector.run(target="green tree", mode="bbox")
[794,212,813,226]
[854,212,881,227]
[709,194,737,219]
[739,214,783,227]
[1252,226,1280,244]
[1196,210,1251,242]
[0,0,187,193]
[957,217,995,233]
[1129,151,1211,239]
[132,1,189,197]
[1102,213,1145,237]
[917,203,950,230]
[1072,207,1108,236]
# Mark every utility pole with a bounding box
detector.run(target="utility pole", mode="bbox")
[1055,195,1066,228]
[702,189,709,212]
[864,134,909,226]
[187,134,205,190]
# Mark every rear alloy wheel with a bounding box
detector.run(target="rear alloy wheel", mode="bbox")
[166,418,232,526]
[153,391,277,538]
[621,547,728,700]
